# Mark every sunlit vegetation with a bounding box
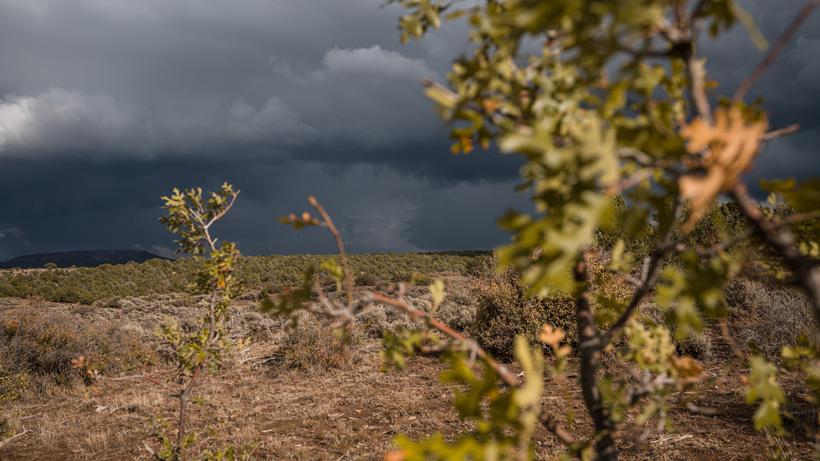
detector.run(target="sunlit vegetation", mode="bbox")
[0,252,489,304]
[2,0,820,460]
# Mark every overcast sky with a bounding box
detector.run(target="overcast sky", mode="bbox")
[0,0,818,260]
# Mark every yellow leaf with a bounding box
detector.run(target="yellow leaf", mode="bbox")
[538,324,565,348]
[679,107,768,231]
[384,450,406,461]
[429,279,446,311]
[669,355,704,379]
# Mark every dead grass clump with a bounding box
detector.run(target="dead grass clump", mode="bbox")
[472,271,576,360]
[0,309,155,393]
[725,277,814,359]
[276,316,361,372]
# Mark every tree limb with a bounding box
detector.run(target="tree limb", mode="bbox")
[309,196,355,308]
[574,259,617,461]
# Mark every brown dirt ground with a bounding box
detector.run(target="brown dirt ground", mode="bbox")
[0,287,816,460]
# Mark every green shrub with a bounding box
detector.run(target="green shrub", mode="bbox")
[471,271,576,360]
[0,253,488,304]
[354,271,377,286]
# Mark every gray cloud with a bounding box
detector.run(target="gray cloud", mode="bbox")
[0,0,817,259]
[0,223,23,240]
[703,0,820,183]
[0,0,445,159]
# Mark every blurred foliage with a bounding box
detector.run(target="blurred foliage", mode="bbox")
[391,337,545,461]
[386,0,819,458]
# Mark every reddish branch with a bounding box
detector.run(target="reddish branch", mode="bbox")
[308,196,354,307]
[367,291,576,446]
[370,292,518,385]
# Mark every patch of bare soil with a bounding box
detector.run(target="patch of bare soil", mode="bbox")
[0,288,815,460]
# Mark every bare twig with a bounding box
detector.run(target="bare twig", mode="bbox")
[204,192,240,229]
[0,429,30,449]
[540,414,577,446]
[308,196,354,307]
[719,319,747,361]
[734,1,820,101]
[685,54,712,122]
[370,291,518,386]
[175,365,202,456]
[606,169,654,196]
[762,124,801,141]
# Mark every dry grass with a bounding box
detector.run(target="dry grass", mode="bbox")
[0,273,816,460]
[274,316,362,372]
[725,276,815,359]
[0,305,155,394]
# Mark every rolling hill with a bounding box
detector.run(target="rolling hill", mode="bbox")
[0,250,167,269]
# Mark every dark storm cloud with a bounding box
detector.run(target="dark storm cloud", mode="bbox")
[0,155,524,260]
[703,0,820,182]
[0,0,818,259]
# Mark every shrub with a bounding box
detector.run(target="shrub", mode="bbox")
[0,309,154,390]
[674,331,712,360]
[472,271,576,360]
[464,254,494,277]
[0,371,29,403]
[355,271,377,286]
[277,316,360,372]
[725,277,814,360]
[0,253,488,304]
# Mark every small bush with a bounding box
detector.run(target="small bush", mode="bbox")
[464,255,494,277]
[0,309,155,391]
[472,271,576,360]
[277,317,360,371]
[355,272,377,286]
[725,277,814,359]
[674,331,712,360]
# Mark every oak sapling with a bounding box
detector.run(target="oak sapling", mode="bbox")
[154,183,242,460]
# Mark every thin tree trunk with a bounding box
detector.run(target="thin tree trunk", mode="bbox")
[575,259,618,460]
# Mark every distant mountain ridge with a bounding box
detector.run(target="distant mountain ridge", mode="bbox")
[0,250,167,269]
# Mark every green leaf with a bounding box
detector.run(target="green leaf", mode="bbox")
[429,279,446,313]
